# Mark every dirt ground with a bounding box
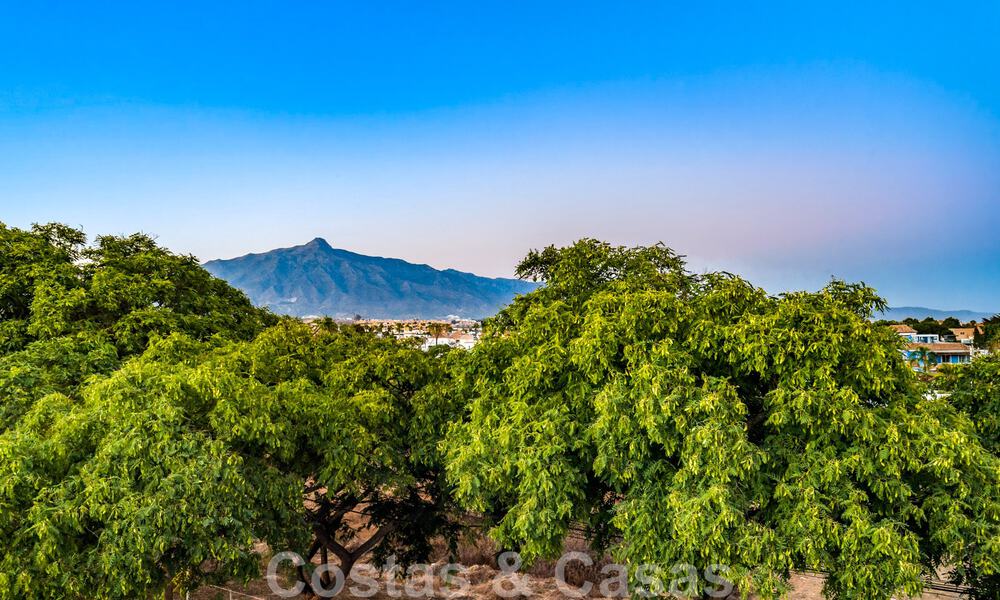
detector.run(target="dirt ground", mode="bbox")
[191,520,961,600]
[192,560,963,600]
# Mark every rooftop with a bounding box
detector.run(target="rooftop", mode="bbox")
[906,342,971,354]
[950,326,983,339]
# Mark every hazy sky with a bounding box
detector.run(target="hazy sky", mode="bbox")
[2,2,998,310]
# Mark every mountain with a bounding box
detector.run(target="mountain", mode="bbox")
[202,238,539,319]
[877,306,997,322]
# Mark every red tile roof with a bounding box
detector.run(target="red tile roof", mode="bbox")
[906,342,971,354]
[951,326,984,339]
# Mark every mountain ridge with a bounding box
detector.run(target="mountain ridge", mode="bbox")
[877,306,996,322]
[203,238,538,319]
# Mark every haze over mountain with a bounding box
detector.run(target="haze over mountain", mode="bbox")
[877,306,996,322]
[202,238,538,319]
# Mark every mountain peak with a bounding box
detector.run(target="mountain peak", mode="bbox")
[304,237,332,250]
[203,243,540,319]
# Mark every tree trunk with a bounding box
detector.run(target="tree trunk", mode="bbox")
[296,540,322,597]
[162,569,178,600]
[339,557,356,580]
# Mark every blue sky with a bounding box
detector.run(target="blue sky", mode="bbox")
[1,2,998,310]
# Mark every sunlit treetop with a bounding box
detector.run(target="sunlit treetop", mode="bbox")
[0,221,276,430]
[447,239,1000,599]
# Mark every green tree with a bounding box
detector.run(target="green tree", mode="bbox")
[195,321,464,590]
[936,355,1000,598]
[937,353,1000,451]
[907,346,936,374]
[427,321,452,345]
[974,316,1000,350]
[0,222,85,353]
[0,222,275,432]
[0,222,280,598]
[0,335,301,599]
[0,224,276,598]
[0,321,464,599]
[912,318,953,338]
[444,239,1000,599]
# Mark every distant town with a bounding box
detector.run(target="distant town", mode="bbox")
[885,316,998,371]
[305,315,483,351]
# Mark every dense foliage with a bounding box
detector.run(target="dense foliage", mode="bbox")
[0,222,275,432]
[974,316,1000,351]
[444,239,1000,599]
[938,355,1000,598]
[0,224,461,599]
[940,354,1000,455]
[177,321,464,590]
[2,225,998,600]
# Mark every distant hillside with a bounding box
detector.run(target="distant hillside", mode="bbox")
[203,238,539,319]
[878,306,996,322]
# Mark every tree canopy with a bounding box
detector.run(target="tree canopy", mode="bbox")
[444,239,1000,599]
[0,224,461,598]
[0,222,275,432]
[974,316,1000,350]
[937,355,1000,599]
[939,354,1000,455]
[2,227,998,599]
[1,320,462,599]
